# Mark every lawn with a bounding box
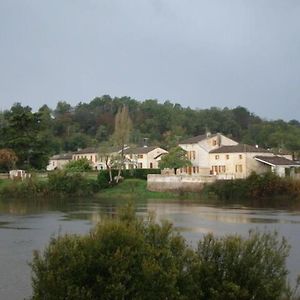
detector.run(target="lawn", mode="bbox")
[98,179,177,199]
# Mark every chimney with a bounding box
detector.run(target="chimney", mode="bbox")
[143,138,149,148]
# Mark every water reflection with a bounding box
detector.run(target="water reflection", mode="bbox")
[0,197,300,300]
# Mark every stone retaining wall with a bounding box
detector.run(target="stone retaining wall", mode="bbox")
[147,174,216,192]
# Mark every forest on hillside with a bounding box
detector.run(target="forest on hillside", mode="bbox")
[1,95,300,170]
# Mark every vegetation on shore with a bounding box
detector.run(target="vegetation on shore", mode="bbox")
[1,170,300,203]
[203,172,300,201]
[30,204,299,300]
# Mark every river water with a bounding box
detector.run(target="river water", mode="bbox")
[0,197,300,300]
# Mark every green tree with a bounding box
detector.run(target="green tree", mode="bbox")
[30,205,294,300]
[159,146,192,174]
[64,158,92,172]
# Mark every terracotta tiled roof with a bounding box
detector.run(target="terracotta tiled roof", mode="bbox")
[210,144,270,154]
[179,134,217,144]
[255,156,300,166]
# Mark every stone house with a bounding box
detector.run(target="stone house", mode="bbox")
[209,144,300,179]
[209,144,272,179]
[46,153,73,171]
[72,148,99,169]
[123,146,168,169]
[178,133,238,175]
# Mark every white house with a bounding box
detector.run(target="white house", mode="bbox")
[123,146,168,169]
[46,153,73,171]
[178,133,238,175]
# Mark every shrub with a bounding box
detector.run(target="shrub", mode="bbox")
[64,158,92,172]
[30,205,293,300]
[203,172,300,201]
[121,168,161,180]
[48,170,99,195]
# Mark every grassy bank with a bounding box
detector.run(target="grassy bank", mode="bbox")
[98,179,177,199]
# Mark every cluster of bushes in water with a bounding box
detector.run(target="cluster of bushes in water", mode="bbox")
[203,172,300,201]
[30,205,298,300]
[0,169,161,198]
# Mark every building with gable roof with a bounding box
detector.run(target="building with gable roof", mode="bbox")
[178,132,238,175]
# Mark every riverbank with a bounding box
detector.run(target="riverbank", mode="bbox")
[98,179,179,199]
[0,175,179,200]
[1,172,300,205]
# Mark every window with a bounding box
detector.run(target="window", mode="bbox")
[239,154,243,159]
[138,163,143,168]
[215,155,219,160]
[191,151,196,160]
[213,140,217,146]
[226,155,229,160]
[235,164,243,173]
[150,162,153,169]
[138,154,143,159]
[193,167,196,173]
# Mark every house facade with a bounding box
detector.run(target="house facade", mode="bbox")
[123,146,168,169]
[178,133,238,175]
[72,148,99,169]
[209,144,272,179]
[48,146,168,171]
[46,153,73,171]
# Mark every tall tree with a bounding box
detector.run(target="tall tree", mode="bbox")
[112,106,132,181]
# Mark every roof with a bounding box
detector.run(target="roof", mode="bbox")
[255,156,300,167]
[210,144,270,154]
[123,146,161,154]
[73,147,97,154]
[50,153,73,160]
[180,134,217,144]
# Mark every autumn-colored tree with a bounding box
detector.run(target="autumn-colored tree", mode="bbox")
[0,148,18,171]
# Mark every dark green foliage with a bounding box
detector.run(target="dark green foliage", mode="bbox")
[97,171,110,188]
[64,158,92,172]
[194,231,290,300]
[30,205,293,300]
[159,146,192,174]
[97,169,161,188]
[0,177,48,198]
[204,172,300,201]
[48,171,99,195]
[121,168,161,180]
[1,97,300,170]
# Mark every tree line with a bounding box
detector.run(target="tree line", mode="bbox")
[1,95,300,170]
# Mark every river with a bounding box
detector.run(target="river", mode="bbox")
[0,197,300,300]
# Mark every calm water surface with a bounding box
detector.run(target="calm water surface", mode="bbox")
[0,197,300,300]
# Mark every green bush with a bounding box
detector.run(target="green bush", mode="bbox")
[0,177,48,198]
[64,158,92,172]
[121,168,161,180]
[203,172,300,201]
[30,205,294,300]
[48,170,99,195]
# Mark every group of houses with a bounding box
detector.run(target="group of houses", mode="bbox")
[47,132,300,179]
[47,146,168,172]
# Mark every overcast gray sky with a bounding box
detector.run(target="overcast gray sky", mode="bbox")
[0,0,299,120]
